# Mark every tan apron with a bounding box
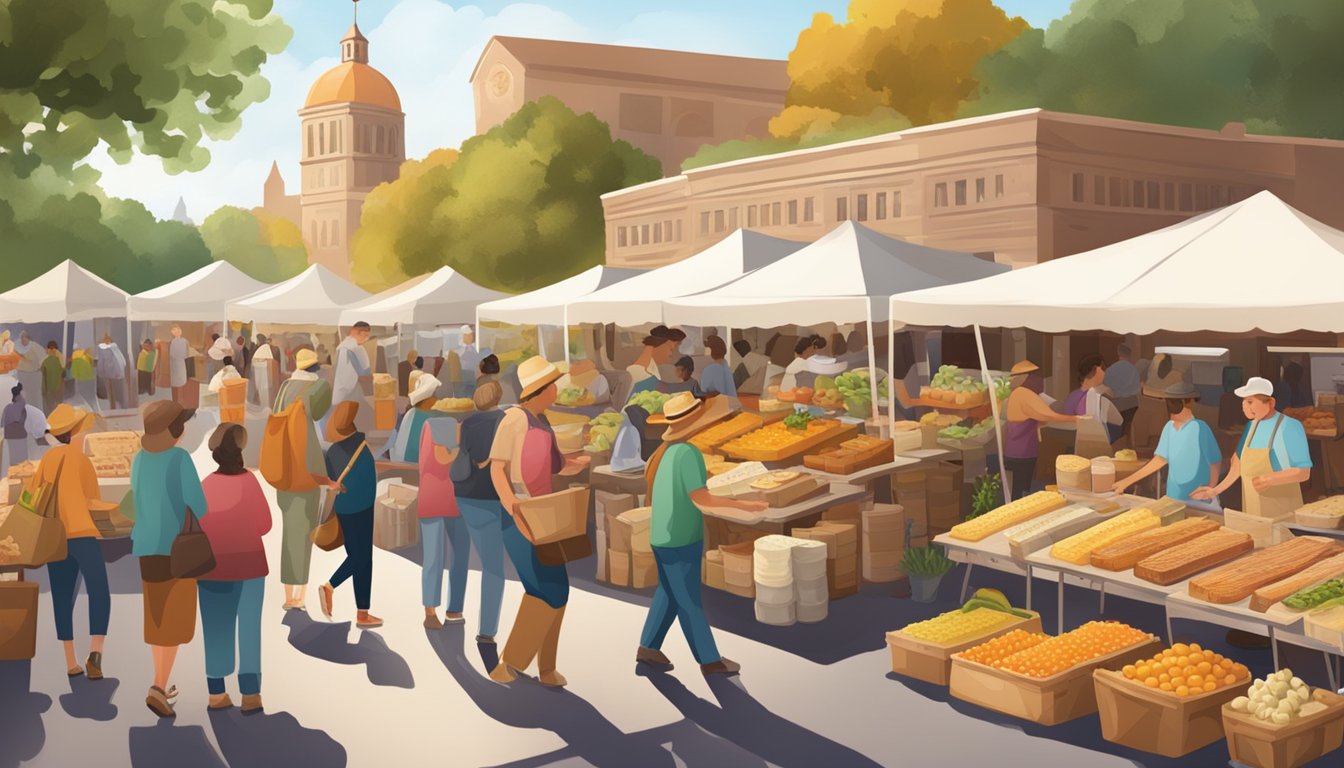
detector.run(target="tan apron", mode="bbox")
[1240,414,1304,518]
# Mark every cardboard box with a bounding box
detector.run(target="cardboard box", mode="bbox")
[595,529,608,582]
[0,580,38,660]
[608,551,631,587]
[595,491,637,533]
[864,564,905,583]
[372,373,397,400]
[220,405,245,425]
[632,551,657,589]
[1094,668,1241,758]
[374,398,397,431]
[373,483,419,551]
[886,611,1043,685]
[704,551,726,591]
[1222,689,1344,768]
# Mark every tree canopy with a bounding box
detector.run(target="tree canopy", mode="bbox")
[200,206,308,284]
[351,149,460,292]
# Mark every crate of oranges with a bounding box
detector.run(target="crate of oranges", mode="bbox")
[1093,642,1251,758]
[949,621,1159,725]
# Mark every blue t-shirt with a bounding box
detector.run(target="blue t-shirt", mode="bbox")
[1154,418,1222,502]
[699,361,737,397]
[1236,414,1312,472]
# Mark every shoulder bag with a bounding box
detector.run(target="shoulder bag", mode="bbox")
[0,452,70,567]
[313,440,368,552]
[169,506,215,579]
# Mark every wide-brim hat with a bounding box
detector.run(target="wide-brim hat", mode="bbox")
[1009,360,1039,376]
[47,403,94,438]
[657,394,732,443]
[326,400,360,442]
[295,348,319,370]
[409,374,442,406]
[517,355,562,400]
[142,400,193,452]
[1161,382,1200,400]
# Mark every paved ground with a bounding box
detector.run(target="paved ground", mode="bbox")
[3,418,1341,767]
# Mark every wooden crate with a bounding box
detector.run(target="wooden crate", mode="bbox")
[719,421,858,463]
[1223,689,1344,768]
[949,638,1160,725]
[886,611,1043,686]
[1093,668,1242,757]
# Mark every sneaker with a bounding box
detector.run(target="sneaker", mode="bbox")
[318,584,334,620]
[146,686,176,718]
[476,635,496,645]
[701,658,741,677]
[85,652,104,681]
[636,646,674,670]
[444,613,466,625]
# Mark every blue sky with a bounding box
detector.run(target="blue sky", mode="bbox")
[91,0,1078,219]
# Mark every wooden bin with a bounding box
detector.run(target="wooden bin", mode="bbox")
[886,611,1043,686]
[0,577,39,661]
[516,487,590,545]
[1223,690,1344,768]
[949,638,1160,725]
[1093,668,1241,757]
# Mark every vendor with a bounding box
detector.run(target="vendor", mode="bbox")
[1065,355,1124,457]
[1113,383,1222,505]
[1004,360,1085,501]
[664,356,702,396]
[780,335,825,391]
[555,358,610,404]
[1193,376,1311,516]
[626,326,683,397]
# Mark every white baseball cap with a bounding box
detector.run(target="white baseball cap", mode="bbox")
[1234,376,1274,399]
[459,325,474,335]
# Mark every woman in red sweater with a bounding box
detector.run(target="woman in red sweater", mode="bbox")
[197,423,272,712]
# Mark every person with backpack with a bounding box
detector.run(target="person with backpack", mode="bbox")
[317,401,381,628]
[266,348,333,611]
[636,393,762,676]
[451,380,507,644]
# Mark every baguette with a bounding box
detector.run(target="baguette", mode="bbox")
[1187,536,1338,604]
[1090,517,1220,571]
[1134,528,1253,586]
[1249,550,1344,612]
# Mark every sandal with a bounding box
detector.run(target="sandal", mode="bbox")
[67,665,84,678]
[146,686,176,718]
[319,583,334,620]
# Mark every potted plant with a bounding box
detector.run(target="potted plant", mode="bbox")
[900,543,956,603]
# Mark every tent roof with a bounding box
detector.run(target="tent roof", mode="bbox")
[129,261,270,322]
[226,264,370,326]
[0,260,129,323]
[339,267,510,327]
[476,265,643,326]
[888,191,1344,334]
[663,221,1009,327]
[566,230,805,326]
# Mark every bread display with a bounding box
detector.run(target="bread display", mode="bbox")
[1249,551,1344,612]
[1133,528,1254,586]
[1188,537,1338,604]
[948,491,1067,542]
[1049,509,1160,565]
[1089,517,1221,571]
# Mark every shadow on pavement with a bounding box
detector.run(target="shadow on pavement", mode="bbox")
[60,675,119,721]
[281,611,415,689]
[208,708,348,767]
[128,719,226,768]
[0,661,52,768]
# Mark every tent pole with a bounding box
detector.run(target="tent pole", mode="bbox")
[864,298,879,425]
[888,310,896,448]
[562,306,571,366]
[975,323,1010,503]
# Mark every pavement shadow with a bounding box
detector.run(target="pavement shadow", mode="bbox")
[59,675,119,721]
[128,719,227,768]
[0,661,52,768]
[645,672,886,768]
[281,611,415,689]
[208,708,348,767]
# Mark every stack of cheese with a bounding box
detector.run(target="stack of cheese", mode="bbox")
[791,522,859,599]
[792,538,830,623]
[754,536,797,625]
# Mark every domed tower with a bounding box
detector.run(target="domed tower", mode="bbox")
[299,0,405,278]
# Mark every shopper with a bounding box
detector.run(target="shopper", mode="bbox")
[554,358,611,404]
[476,354,501,388]
[15,331,43,402]
[453,380,508,644]
[318,401,381,628]
[95,334,128,410]
[666,356,702,396]
[272,348,332,611]
[136,340,157,396]
[168,324,190,406]
[1113,382,1222,505]
[69,346,95,409]
[131,400,207,718]
[207,333,232,381]
[3,383,29,474]
[419,416,467,629]
[207,356,241,395]
[31,403,113,680]
[698,335,736,397]
[732,339,769,395]
[389,373,445,463]
[1104,343,1142,438]
[40,341,64,414]
[780,334,825,390]
[333,321,373,406]
[637,393,762,676]
[627,326,682,395]
[197,423,271,712]
[1003,360,1084,501]
[1065,355,1124,456]
[456,325,482,398]
[488,356,589,685]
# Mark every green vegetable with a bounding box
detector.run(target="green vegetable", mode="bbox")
[968,473,1004,521]
[783,410,814,430]
[1283,578,1344,611]
[901,545,956,577]
[557,387,586,405]
[626,390,671,414]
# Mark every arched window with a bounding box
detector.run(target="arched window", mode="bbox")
[306,124,314,158]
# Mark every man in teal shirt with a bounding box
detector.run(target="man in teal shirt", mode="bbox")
[637,393,764,676]
[1113,382,1222,504]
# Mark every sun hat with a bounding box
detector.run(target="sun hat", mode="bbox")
[409,373,442,406]
[1161,382,1201,400]
[1234,376,1274,399]
[1009,360,1040,376]
[517,355,562,400]
[326,400,360,442]
[655,393,732,443]
[295,348,319,370]
[142,400,194,452]
[47,403,95,438]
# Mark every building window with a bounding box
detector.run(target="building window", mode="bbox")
[787,199,798,225]
[955,180,967,206]
[729,208,738,230]
[714,210,725,233]
[836,197,849,220]
[306,124,314,158]
[1212,185,1228,208]
[363,125,372,153]
[653,222,662,244]
[1108,177,1124,207]
[330,121,339,153]
[1145,181,1160,210]
[994,174,1004,198]
[856,193,868,222]
[1164,182,1176,211]
[892,190,902,218]
[875,192,887,220]
[1195,184,1210,210]
[1071,173,1085,203]
[804,197,815,223]
[699,211,710,235]
[641,223,651,243]
[767,201,778,225]
[390,127,398,156]
[663,221,672,241]
[1132,180,1145,208]
[934,183,948,209]
[748,205,758,227]
[309,222,316,243]
[318,122,325,155]
[619,93,663,134]
[331,223,339,246]
[1179,183,1194,211]
[676,220,682,242]
[618,227,627,248]
[976,177,986,204]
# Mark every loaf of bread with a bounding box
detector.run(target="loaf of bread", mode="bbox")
[1134,528,1253,586]
[1090,517,1221,571]
[1249,551,1344,613]
[1188,536,1338,604]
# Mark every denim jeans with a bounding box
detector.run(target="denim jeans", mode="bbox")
[47,537,110,641]
[330,507,373,610]
[457,498,507,637]
[420,516,469,613]
[501,513,568,609]
[198,578,264,695]
[639,541,720,665]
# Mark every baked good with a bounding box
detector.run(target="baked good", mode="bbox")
[1090,517,1221,571]
[1133,528,1253,585]
[1188,537,1338,604]
[1249,550,1344,612]
[1049,508,1159,565]
[948,491,1066,542]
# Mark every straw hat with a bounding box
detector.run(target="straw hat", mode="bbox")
[295,348,319,370]
[1009,360,1040,376]
[652,393,732,443]
[409,373,442,406]
[47,403,95,438]
[326,400,360,442]
[142,400,193,452]
[517,355,562,400]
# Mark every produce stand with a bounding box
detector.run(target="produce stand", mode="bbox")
[801,449,953,505]
[1094,667,1244,757]
[886,610,1043,685]
[700,486,867,549]
[1223,688,1344,768]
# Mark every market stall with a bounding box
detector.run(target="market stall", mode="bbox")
[476,264,642,363]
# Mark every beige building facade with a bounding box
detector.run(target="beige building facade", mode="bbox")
[601,109,1344,268]
[470,36,788,175]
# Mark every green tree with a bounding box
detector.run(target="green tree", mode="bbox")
[352,149,460,292]
[200,206,307,283]
[365,97,660,293]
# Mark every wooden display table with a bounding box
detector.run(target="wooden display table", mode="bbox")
[700,486,867,551]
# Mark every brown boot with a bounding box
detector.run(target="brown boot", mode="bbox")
[536,603,567,687]
[492,596,553,684]
[241,694,263,713]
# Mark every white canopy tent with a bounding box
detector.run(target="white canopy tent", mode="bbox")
[0,259,129,322]
[339,266,509,327]
[128,261,270,322]
[565,229,804,326]
[226,264,370,327]
[476,264,642,361]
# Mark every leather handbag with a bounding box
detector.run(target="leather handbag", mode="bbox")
[169,507,215,579]
[312,441,367,552]
[0,453,69,567]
